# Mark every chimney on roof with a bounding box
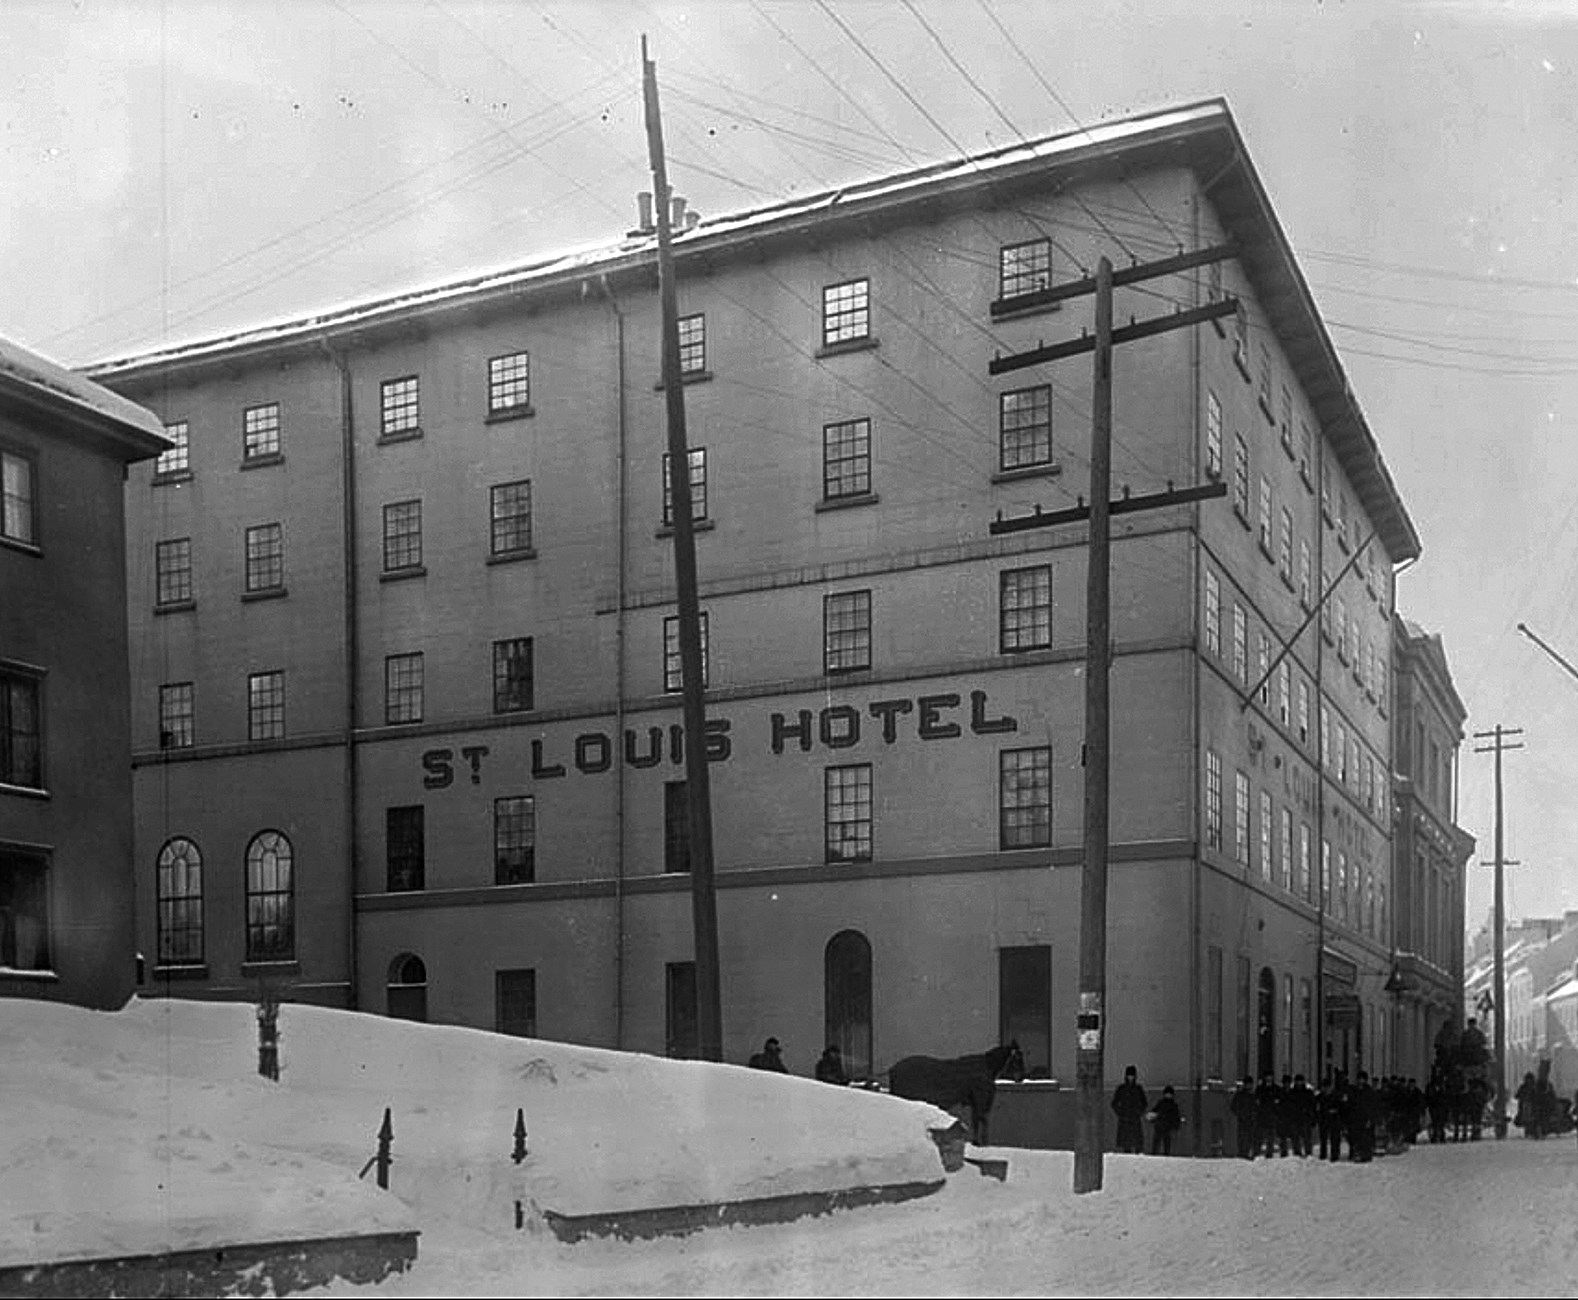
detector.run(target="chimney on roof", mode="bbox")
[684,210,701,231]
[671,195,688,229]
[636,192,654,234]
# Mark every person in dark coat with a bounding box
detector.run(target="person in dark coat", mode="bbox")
[748,1037,788,1072]
[1255,1074,1284,1157]
[1346,1070,1378,1161]
[1319,1072,1346,1162]
[1515,1070,1538,1136]
[815,1044,849,1085]
[1231,1076,1259,1159]
[1150,1084,1183,1155]
[1286,1073,1315,1156]
[1111,1065,1148,1153]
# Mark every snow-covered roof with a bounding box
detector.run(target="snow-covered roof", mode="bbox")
[0,332,167,457]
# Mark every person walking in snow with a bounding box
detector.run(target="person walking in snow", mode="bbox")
[1150,1085,1183,1155]
[1111,1064,1149,1153]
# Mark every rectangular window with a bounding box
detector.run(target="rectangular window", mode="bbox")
[1321,461,1333,520]
[1257,632,1270,704]
[1300,823,1313,901]
[244,522,284,593]
[1279,807,1293,891]
[1277,661,1290,727]
[1234,770,1250,868]
[1000,565,1052,653]
[385,805,424,892]
[662,448,708,524]
[1203,569,1220,656]
[1205,391,1223,479]
[825,763,873,863]
[384,653,424,724]
[0,848,51,972]
[999,239,1051,301]
[382,500,423,572]
[999,945,1052,1079]
[1232,604,1247,683]
[1000,746,1052,849]
[1233,434,1250,518]
[1257,477,1273,552]
[1258,343,1272,409]
[678,313,706,375]
[1322,840,1332,909]
[489,479,533,557]
[664,780,691,874]
[1335,722,1347,780]
[1236,955,1251,1081]
[1281,386,1293,451]
[495,968,536,1037]
[1279,508,1293,582]
[1,449,36,548]
[380,375,420,438]
[159,682,194,750]
[822,277,870,346]
[1259,790,1272,879]
[488,351,530,415]
[1298,680,1311,745]
[663,612,709,693]
[247,670,284,742]
[666,960,698,1058]
[0,670,42,789]
[1299,540,1313,608]
[1234,304,1249,372]
[1207,945,1224,1079]
[1337,853,1349,924]
[1320,571,1334,640]
[1205,748,1223,850]
[494,795,535,885]
[155,421,189,477]
[156,839,202,967]
[155,538,193,607]
[1321,706,1331,767]
[824,590,872,674]
[999,385,1052,470]
[822,418,871,500]
[1300,420,1314,481]
[242,402,281,461]
[492,637,534,714]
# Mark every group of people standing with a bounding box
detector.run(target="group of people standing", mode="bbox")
[1111,1065,1185,1154]
[746,1036,856,1087]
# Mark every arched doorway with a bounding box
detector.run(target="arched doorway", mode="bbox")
[825,930,872,1081]
[387,953,428,1023]
[1257,966,1276,1079]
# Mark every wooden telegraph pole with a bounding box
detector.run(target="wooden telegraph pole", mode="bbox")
[641,36,723,1062]
[1474,723,1522,1138]
[989,246,1236,1192]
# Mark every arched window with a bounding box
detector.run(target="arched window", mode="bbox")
[1257,966,1276,1080]
[825,930,872,1081]
[245,830,294,962]
[387,953,428,1023]
[156,838,203,967]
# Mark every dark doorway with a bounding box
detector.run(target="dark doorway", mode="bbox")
[666,960,698,1058]
[824,930,873,1080]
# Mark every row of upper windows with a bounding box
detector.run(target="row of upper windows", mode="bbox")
[1202,749,1389,944]
[152,566,1057,747]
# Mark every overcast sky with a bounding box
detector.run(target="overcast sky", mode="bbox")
[6,0,1578,932]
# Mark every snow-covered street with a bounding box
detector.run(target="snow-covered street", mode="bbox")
[6,998,1577,1298]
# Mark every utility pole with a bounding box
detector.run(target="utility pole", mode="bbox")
[1473,723,1522,1139]
[641,36,722,1062]
[989,247,1236,1192]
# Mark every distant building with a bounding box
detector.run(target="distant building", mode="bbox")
[0,336,167,1008]
[96,99,1428,1147]
[1388,617,1474,1078]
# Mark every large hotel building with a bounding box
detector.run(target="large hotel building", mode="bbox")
[92,99,1471,1147]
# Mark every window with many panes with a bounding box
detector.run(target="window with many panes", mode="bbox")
[1281,386,1293,450]
[1279,508,1293,583]
[159,682,194,750]
[824,590,872,674]
[1205,391,1222,478]
[385,806,424,892]
[822,278,870,347]
[664,780,690,874]
[1234,770,1250,867]
[1298,680,1311,745]
[0,847,51,972]
[999,239,1051,301]
[1280,807,1293,891]
[247,670,284,741]
[663,612,709,693]
[1232,433,1250,518]
[1259,790,1272,879]
[242,403,280,461]
[1256,632,1270,704]
[1277,661,1290,726]
[496,968,536,1036]
[1000,565,1051,652]
[155,422,189,478]
[489,480,533,557]
[244,523,284,593]
[822,418,871,500]
[384,653,423,724]
[244,830,293,962]
[1299,540,1313,608]
[1204,569,1220,656]
[662,448,708,524]
[825,763,872,863]
[1000,746,1051,849]
[488,351,530,415]
[1,668,42,789]
[999,386,1052,470]
[494,795,535,884]
[1258,343,1272,409]
[380,375,420,438]
[1205,748,1223,850]
[678,313,706,374]
[1300,824,1313,901]
[1232,604,1247,682]
[156,837,202,966]
[382,500,423,572]
[0,448,36,547]
[156,538,193,607]
[492,637,534,713]
[1257,477,1273,551]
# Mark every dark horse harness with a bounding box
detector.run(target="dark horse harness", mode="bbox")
[888,1042,1025,1145]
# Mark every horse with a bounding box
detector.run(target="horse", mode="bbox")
[888,1041,1025,1145]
